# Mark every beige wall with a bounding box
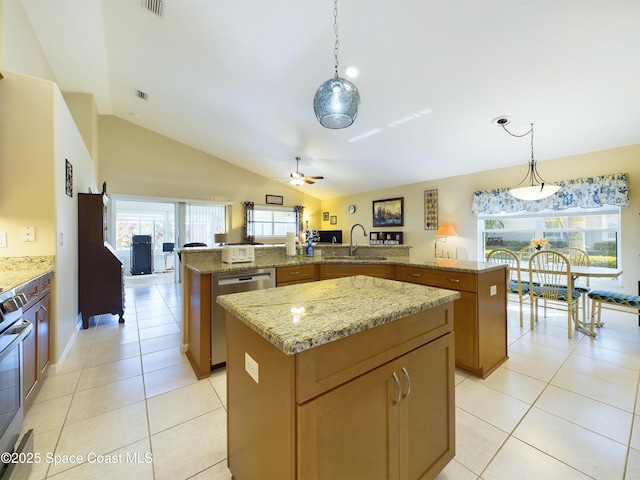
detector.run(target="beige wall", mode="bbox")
[63,92,100,163]
[320,144,640,294]
[98,116,322,244]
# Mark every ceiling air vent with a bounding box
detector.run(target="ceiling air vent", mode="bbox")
[142,0,163,16]
[136,90,148,101]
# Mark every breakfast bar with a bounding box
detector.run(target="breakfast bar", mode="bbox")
[217,275,459,480]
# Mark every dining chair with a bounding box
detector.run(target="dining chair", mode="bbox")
[518,245,539,263]
[559,247,592,321]
[529,250,582,338]
[486,248,529,326]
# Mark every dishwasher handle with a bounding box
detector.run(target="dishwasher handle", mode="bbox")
[218,272,273,286]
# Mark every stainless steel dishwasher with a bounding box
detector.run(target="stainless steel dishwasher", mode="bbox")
[211,268,276,368]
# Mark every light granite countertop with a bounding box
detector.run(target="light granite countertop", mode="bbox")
[0,256,55,292]
[216,275,460,355]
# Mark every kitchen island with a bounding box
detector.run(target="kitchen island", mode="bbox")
[217,276,459,480]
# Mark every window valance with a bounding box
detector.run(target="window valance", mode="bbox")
[471,172,629,215]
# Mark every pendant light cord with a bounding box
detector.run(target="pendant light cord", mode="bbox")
[501,123,549,187]
[333,0,340,78]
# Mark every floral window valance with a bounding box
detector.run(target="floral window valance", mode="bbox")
[471,172,629,215]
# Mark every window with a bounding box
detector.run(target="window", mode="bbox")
[184,203,226,246]
[479,206,621,284]
[253,205,298,239]
[114,200,175,252]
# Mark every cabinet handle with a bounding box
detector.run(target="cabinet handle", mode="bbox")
[401,367,411,399]
[447,278,461,283]
[39,305,48,321]
[392,372,401,406]
[410,273,421,277]
[289,271,301,275]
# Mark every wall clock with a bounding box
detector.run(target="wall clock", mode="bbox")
[348,204,356,214]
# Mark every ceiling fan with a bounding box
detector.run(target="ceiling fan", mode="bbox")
[287,156,324,186]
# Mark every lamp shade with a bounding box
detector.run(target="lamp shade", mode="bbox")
[313,77,360,129]
[214,233,228,245]
[435,224,457,237]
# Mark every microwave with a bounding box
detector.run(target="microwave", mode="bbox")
[221,245,255,263]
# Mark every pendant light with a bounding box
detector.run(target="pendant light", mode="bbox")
[496,118,560,201]
[313,0,360,129]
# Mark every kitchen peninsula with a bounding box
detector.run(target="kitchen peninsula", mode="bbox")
[181,245,508,379]
[217,275,459,480]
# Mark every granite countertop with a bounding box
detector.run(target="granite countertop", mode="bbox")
[186,256,504,275]
[0,256,55,292]
[216,275,460,355]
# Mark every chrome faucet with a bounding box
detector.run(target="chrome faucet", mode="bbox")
[349,223,367,256]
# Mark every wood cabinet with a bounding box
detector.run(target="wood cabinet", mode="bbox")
[319,263,392,280]
[226,301,455,479]
[394,265,507,378]
[276,264,318,286]
[18,271,53,402]
[78,192,124,328]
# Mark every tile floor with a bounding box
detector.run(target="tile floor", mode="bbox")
[21,279,640,479]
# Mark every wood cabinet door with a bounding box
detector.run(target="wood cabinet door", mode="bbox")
[452,291,478,370]
[398,333,455,480]
[297,360,400,480]
[319,263,391,280]
[22,306,38,401]
[37,295,50,374]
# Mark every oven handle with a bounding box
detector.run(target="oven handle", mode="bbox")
[0,320,33,363]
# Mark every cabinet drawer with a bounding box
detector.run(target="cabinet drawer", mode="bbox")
[16,279,39,311]
[319,263,391,280]
[277,264,317,285]
[40,272,52,296]
[395,266,476,293]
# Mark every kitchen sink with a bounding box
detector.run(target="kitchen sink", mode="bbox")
[327,256,387,261]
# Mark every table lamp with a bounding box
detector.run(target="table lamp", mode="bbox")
[434,224,457,258]
[215,233,228,246]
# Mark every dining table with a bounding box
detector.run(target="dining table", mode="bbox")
[519,264,623,337]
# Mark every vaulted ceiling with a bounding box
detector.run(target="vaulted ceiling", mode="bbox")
[20,0,640,199]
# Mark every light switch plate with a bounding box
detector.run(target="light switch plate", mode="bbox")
[245,352,259,384]
[490,285,497,296]
[0,232,6,248]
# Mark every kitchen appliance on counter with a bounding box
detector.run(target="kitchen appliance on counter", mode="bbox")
[211,268,275,368]
[0,289,34,479]
[221,245,255,264]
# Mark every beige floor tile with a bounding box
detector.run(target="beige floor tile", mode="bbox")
[631,414,640,450]
[572,341,640,370]
[482,436,591,479]
[534,385,633,444]
[147,380,222,434]
[501,351,561,382]
[33,370,81,404]
[452,407,508,475]
[627,448,640,480]
[456,379,530,433]
[23,394,72,435]
[454,370,471,385]
[140,333,181,355]
[143,362,198,398]
[562,352,640,387]
[90,327,140,348]
[523,328,583,352]
[138,323,180,341]
[84,341,141,368]
[76,357,142,392]
[508,338,571,365]
[550,366,637,412]
[480,366,547,404]
[150,409,227,480]
[28,428,61,480]
[49,401,149,476]
[188,460,233,480]
[141,347,187,373]
[513,407,627,480]
[46,438,154,480]
[137,315,175,329]
[66,375,145,425]
[433,459,476,479]
[209,369,227,407]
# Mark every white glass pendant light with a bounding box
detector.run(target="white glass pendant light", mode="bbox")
[313,0,360,129]
[496,118,560,200]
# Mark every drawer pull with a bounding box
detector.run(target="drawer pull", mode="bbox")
[392,372,401,406]
[447,278,461,283]
[410,273,421,277]
[289,271,301,275]
[401,367,411,399]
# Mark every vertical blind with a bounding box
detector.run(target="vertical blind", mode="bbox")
[185,203,226,246]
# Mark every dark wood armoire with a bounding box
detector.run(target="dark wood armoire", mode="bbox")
[78,191,124,328]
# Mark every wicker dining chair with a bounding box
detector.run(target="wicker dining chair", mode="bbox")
[487,248,529,326]
[529,250,582,337]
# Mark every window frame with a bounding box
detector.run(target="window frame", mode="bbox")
[253,204,298,241]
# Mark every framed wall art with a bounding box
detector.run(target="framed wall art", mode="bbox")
[65,159,73,197]
[330,215,337,225]
[265,194,283,205]
[323,211,330,221]
[424,189,438,230]
[372,197,404,227]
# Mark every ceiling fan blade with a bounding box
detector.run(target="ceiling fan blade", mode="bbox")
[306,176,324,180]
[303,178,315,184]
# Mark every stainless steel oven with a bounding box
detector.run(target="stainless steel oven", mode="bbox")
[0,289,34,479]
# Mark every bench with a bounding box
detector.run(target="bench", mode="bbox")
[588,290,640,333]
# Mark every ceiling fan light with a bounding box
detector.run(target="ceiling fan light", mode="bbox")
[290,178,305,186]
[313,77,360,129]
[508,183,560,201]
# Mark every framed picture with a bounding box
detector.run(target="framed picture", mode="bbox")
[330,215,337,225]
[372,197,404,227]
[265,194,283,205]
[65,159,73,197]
[323,212,330,221]
[424,189,438,230]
